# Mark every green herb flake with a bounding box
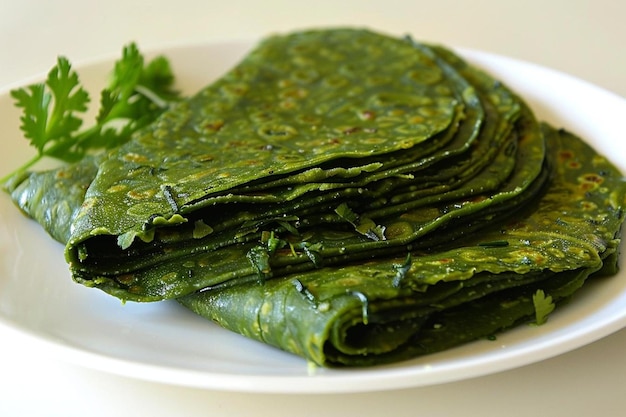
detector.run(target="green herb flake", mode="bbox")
[301,242,324,267]
[292,278,316,303]
[356,217,387,241]
[246,246,272,280]
[192,219,214,239]
[392,253,412,287]
[265,231,287,254]
[334,202,359,225]
[335,203,386,241]
[532,289,555,325]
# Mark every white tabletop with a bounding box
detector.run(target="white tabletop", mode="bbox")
[1,1,625,416]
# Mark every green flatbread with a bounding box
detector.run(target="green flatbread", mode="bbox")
[179,126,626,366]
[4,28,625,367]
[9,29,538,301]
[67,30,458,247]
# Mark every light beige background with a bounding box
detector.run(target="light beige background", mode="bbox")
[2,0,625,98]
[1,1,625,416]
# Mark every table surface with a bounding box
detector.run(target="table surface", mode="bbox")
[1,1,625,416]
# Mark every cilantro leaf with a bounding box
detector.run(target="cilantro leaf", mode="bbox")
[2,42,180,184]
[261,231,287,254]
[77,42,179,153]
[10,57,90,164]
[246,246,272,280]
[335,203,387,241]
[45,58,90,142]
[335,202,359,225]
[532,289,555,325]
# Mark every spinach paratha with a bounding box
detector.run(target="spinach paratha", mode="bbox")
[180,126,625,366]
[4,28,625,367]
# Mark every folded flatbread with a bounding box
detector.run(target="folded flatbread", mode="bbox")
[6,28,625,366]
[180,125,625,366]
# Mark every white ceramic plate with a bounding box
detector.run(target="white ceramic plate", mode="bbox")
[0,40,625,394]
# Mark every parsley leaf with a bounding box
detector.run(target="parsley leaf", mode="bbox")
[3,42,180,183]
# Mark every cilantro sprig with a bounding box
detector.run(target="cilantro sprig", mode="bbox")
[2,42,180,183]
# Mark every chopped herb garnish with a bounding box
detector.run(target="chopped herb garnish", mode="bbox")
[292,278,316,303]
[246,246,272,280]
[532,289,555,325]
[335,203,386,241]
[239,215,300,237]
[334,202,359,224]
[392,253,412,287]
[263,231,287,254]
[300,242,324,267]
[356,217,387,241]
[192,219,214,239]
